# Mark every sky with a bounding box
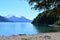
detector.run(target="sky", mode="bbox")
[0,0,39,20]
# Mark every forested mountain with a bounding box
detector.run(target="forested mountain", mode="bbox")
[32,4,60,26]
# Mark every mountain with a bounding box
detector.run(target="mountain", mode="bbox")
[32,4,60,26]
[0,16,32,22]
[8,16,32,22]
[0,16,9,22]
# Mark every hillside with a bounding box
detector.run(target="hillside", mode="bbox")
[32,4,60,26]
[8,16,31,22]
[0,16,9,22]
[0,16,31,22]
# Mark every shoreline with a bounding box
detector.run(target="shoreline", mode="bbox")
[48,25,60,27]
[0,32,60,40]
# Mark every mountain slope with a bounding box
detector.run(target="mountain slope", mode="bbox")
[32,4,60,26]
[0,16,9,22]
[8,16,31,22]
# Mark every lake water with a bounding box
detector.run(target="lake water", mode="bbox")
[0,22,38,36]
[0,22,60,36]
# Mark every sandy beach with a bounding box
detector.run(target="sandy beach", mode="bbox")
[0,32,60,40]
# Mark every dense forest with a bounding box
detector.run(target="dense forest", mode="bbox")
[28,0,60,26]
[32,4,60,26]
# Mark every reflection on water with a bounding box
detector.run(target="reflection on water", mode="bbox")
[34,25,60,33]
[0,22,38,36]
[0,22,60,36]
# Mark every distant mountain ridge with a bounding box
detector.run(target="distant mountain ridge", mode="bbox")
[0,16,32,22]
[8,16,32,22]
[0,16,9,22]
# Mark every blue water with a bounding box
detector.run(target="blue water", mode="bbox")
[0,22,60,36]
[0,22,38,36]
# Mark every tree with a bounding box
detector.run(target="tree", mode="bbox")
[27,0,60,26]
[28,0,60,11]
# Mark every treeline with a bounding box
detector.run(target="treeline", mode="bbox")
[32,4,60,26]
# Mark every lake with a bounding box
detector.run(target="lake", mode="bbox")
[0,22,60,36]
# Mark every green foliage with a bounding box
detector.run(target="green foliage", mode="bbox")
[54,19,60,25]
[28,0,60,10]
[27,0,60,26]
[32,4,60,26]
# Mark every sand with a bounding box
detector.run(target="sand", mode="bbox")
[0,32,60,40]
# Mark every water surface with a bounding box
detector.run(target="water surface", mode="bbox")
[0,22,38,36]
[0,22,60,36]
